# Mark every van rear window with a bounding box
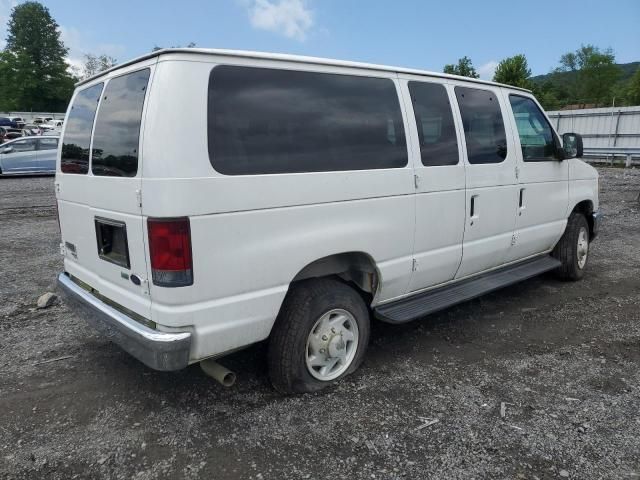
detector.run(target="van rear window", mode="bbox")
[208,65,407,175]
[91,68,150,177]
[61,83,103,174]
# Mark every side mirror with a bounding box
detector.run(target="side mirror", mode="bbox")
[562,132,583,159]
[1,146,13,154]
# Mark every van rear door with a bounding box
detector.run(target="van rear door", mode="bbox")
[56,63,154,319]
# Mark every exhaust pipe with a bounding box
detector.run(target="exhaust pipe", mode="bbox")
[200,359,236,387]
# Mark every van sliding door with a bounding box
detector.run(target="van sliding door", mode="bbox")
[399,78,466,293]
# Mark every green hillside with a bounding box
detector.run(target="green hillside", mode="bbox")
[531,61,639,86]
[529,61,639,109]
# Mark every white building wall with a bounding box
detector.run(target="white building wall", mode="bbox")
[546,106,640,149]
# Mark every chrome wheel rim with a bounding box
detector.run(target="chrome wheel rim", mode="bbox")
[305,308,359,381]
[577,227,589,269]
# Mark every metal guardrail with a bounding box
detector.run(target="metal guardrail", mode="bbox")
[582,147,640,202]
[582,147,640,167]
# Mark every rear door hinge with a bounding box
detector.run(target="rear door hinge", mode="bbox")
[412,258,418,271]
[511,233,518,246]
[135,189,142,208]
[515,166,520,180]
[54,182,61,195]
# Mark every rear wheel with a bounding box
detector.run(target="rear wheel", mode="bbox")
[268,278,370,394]
[553,212,590,281]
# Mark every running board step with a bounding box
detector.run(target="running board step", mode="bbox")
[375,256,561,324]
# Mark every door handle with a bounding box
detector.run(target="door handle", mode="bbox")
[470,194,479,224]
[519,188,526,215]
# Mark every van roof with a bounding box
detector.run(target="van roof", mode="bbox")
[76,47,532,93]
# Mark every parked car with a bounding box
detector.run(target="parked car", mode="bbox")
[22,125,43,136]
[0,126,9,143]
[4,128,25,141]
[34,116,55,124]
[8,116,26,128]
[55,49,600,393]
[0,135,58,175]
[45,119,64,128]
[0,117,18,128]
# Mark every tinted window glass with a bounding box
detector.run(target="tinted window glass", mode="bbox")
[39,138,58,150]
[408,82,459,166]
[92,69,150,177]
[208,65,407,175]
[509,95,556,161]
[61,83,103,174]
[10,139,36,152]
[455,86,507,164]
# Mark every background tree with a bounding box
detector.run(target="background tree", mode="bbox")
[81,53,118,80]
[531,81,561,110]
[152,41,196,52]
[493,54,532,89]
[0,1,75,111]
[555,44,621,106]
[0,50,15,110]
[443,56,479,78]
[627,68,640,105]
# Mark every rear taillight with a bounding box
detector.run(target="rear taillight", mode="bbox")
[147,217,193,287]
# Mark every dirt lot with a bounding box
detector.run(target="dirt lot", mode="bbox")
[1,167,639,480]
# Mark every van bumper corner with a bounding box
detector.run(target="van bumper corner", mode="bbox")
[56,273,191,371]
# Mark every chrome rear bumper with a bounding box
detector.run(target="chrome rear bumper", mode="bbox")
[57,273,191,371]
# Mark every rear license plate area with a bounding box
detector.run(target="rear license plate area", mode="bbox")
[95,217,131,269]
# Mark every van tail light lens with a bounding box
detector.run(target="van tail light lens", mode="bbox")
[147,217,193,287]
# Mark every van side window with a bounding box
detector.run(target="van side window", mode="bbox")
[61,83,103,174]
[509,95,557,161]
[208,65,407,175]
[455,86,507,164]
[92,68,150,177]
[408,82,459,166]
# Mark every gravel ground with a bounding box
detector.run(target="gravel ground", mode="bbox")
[1,168,639,480]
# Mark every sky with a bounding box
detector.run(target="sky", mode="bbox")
[1,0,639,79]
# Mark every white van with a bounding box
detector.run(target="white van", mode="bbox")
[56,49,600,393]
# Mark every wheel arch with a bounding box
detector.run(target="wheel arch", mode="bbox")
[571,199,595,238]
[289,251,381,305]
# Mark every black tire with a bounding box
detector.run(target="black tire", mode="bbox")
[553,212,590,281]
[268,278,370,394]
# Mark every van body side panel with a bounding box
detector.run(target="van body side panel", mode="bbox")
[568,159,599,211]
[152,196,414,359]
[141,58,415,360]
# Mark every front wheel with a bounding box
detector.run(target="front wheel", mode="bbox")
[268,278,370,394]
[553,212,590,281]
